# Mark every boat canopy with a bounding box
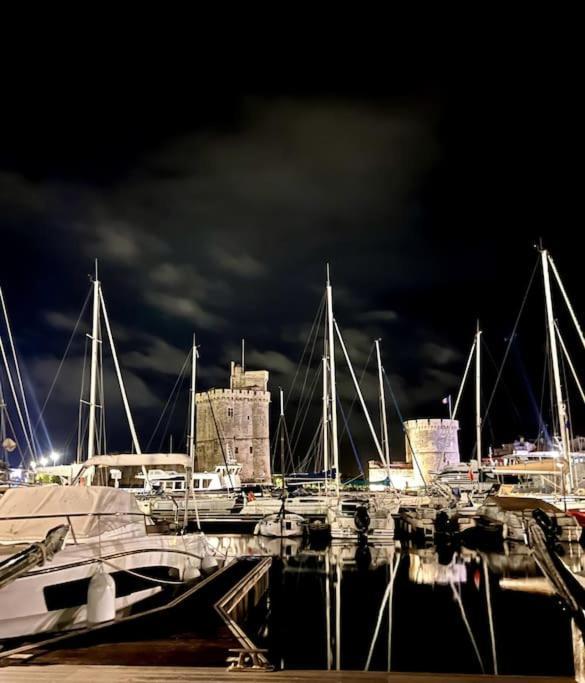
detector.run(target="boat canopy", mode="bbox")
[84,453,191,468]
[0,485,145,542]
[492,460,563,476]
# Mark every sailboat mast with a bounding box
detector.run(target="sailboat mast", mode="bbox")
[87,263,101,461]
[326,265,340,496]
[188,334,197,466]
[322,354,329,494]
[279,388,285,481]
[0,379,6,455]
[375,339,390,466]
[99,287,142,456]
[475,322,482,470]
[541,248,574,489]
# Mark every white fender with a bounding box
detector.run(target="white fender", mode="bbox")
[87,566,116,624]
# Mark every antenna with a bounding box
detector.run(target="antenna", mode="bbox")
[241,338,245,372]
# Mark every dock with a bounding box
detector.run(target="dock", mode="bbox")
[0,665,575,682]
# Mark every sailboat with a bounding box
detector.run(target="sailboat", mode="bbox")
[0,266,218,640]
[493,249,585,513]
[0,485,207,640]
[254,389,306,538]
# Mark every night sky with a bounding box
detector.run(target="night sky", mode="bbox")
[1,46,583,474]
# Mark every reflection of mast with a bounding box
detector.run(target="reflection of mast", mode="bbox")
[335,559,341,670]
[325,552,332,670]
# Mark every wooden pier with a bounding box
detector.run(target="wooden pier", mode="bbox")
[0,664,575,682]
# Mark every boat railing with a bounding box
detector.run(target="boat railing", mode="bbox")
[0,511,151,545]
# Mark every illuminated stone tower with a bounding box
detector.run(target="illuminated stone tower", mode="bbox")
[195,362,271,483]
[404,418,460,483]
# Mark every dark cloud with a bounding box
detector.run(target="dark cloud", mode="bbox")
[1,89,582,471]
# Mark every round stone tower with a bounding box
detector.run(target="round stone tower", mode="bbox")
[404,418,460,484]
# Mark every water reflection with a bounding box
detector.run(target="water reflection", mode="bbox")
[210,535,576,677]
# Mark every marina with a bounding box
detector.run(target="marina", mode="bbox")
[1,251,585,679]
[2,69,584,682]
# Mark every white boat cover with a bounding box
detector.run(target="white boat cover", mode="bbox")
[85,454,191,468]
[0,485,145,542]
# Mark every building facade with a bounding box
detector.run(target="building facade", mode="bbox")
[195,362,271,483]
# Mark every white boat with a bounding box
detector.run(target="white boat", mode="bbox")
[327,496,395,541]
[0,485,208,640]
[254,510,305,538]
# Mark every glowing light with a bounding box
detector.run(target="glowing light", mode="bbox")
[50,451,61,464]
[39,457,48,467]
[30,461,37,470]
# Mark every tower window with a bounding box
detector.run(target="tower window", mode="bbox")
[235,447,239,454]
[227,408,234,417]
[249,446,253,454]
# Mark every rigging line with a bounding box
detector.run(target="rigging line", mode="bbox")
[482,254,540,427]
[449,578,485,674]
[3,409,26,468]
[282,419,295,473]
[77,334,89,462]
[548,253,585,354]
[558,334,575,446]
[0,287,38,457]
[339,343,375,442]
[556,321,585,407]
[288,296,326,446]
[299,421,322,472]
[98,316,107,456]
[0,336,35,459]
[336,394,364,476]
[285,293,326,412]
[285,295,325,439]
[36,288,92,432]
[364,554,401,671]
[452,338,476,419]
[382,367,427,487]
[206,394,233,488]
[537,314,550,446]
[483,338,522,422]
[146,351,190,452]
[547,319,558,438]
[158,369,189,453]
[290,361,323,457]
